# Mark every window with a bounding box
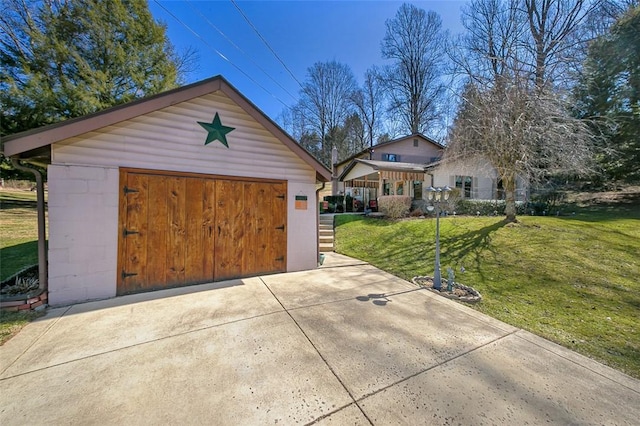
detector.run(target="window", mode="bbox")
[382,153,399,162]
[383,180,391,195]
[455,175,473,198]
[396,182,404,195]
[413,181,422,200]
[413,139,419,147]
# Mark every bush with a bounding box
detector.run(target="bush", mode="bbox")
[323,195,345,213]
[454,199,527,216]
[378,195,412,218]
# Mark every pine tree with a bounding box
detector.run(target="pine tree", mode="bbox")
[0,0,184,136]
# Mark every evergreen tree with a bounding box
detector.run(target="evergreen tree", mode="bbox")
[573,5,640,183]
[0,0,186,136]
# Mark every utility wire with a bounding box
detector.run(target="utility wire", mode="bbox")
[185,0,297,101]
[229,0,304,89]
[153,0,290,109]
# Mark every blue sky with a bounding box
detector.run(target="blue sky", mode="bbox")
[149,1,467,121]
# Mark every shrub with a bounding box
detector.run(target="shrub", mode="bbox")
[454,199,527,216]
[345,194,353,212]
[323,195,344,213]
[378,195,412,219]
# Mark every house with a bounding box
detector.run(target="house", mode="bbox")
[336,134,526,209]
[2,76,331,306]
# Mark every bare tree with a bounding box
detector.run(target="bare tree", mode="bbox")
[523,0,599,91]
[295,60,358,166]
[351,66,385,150]
[381,3,447,135]
[452,0,525,86]
[447,82,594,221]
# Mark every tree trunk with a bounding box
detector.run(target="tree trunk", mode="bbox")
[503,174,517,222]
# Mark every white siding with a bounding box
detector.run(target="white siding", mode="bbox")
[432,159,498,200]
[52,92,315,184]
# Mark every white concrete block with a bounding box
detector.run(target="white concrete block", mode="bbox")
[287,182,318,272]
[48,248,69,264]
[67,166,110,181]
[66,193,104,208]
[48,283,87,307]
[49,261,88,279]
[68,245,106,263]
[55,179,89,194]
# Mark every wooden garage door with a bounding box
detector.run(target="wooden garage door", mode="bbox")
[117,169,287,295]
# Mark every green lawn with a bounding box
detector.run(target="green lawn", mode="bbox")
[0,190,44,281]
[335,196,640,379]
[0,189,46,344]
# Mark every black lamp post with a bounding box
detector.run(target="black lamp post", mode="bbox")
[426,186,451,290]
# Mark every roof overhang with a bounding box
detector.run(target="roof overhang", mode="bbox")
[339,159,429,181]
[2,75,331,182]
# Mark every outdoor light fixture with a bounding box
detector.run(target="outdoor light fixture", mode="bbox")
[426,186,451,290]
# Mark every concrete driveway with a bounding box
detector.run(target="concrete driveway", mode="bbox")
[1,253,638,425]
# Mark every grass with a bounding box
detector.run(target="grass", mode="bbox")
[0,189,47,344]
[0,190,44,281]
[334,192,640,379]
[0,310,44,344]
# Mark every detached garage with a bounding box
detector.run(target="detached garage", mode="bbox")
[3,76,331,306]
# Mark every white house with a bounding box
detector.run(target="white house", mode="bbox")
[336,134,527,209]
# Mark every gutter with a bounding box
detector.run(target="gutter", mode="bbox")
[315,181,326,265]
[10,158,48,294]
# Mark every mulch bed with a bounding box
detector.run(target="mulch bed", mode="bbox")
[412,276,482,303]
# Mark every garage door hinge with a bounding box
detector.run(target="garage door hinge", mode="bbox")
[123,228,139,237]
[276,194,285,199]
[275,225,285,231]
[123,186,139,195]
[275,256,284,262]
[121,270,138,280]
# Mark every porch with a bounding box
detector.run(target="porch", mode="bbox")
[339,159,431,209]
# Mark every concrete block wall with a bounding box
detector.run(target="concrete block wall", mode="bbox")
[47,164,119,306]
[286,182,319,272]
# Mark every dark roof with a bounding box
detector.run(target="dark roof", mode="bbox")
[2,75,331,182]
[335,133,444,167]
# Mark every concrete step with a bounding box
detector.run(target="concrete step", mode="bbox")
[319,243,334,252]
[319,214,335,252]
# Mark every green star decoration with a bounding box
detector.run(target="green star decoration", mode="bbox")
[198,113,235,148]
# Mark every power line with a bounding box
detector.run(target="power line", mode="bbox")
[184,0,297,101]
[229,0,304,89]
[153,0,290,109]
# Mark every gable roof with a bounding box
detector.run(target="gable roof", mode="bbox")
[335,133,444,168]
[2,75,331,182]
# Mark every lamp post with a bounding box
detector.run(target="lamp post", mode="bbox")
[426,186,451,290]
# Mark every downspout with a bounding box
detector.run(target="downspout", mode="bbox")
[10,158,47,294]
[316,181,326,265]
